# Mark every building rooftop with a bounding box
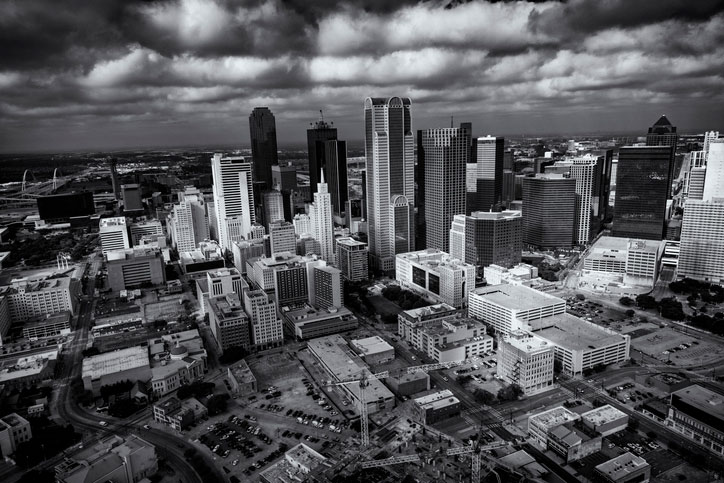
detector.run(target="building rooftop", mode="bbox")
[0,349,58,383]
[397,249,474,272]
[99,217,127,228]
[468,210,522,221]
[672,384,724,421]
[106,247,161,261]
[336,237,367,248]
[1,274,74,295]
[528,406,579,430]
[258,443,327,482]
[530,313,628,351]
[581,404,627,426]
[229,359,256,385]
[470,284,565,312]
[350,336,394,356]
[208,294,246,322]
[81,346,149,380]
[399,303,459,323]
[595,452,650,480]
[502,330,553,354]
[414,389,460,410]
[1,413,28,428]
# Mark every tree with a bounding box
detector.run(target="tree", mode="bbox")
[207,394,229,415]
[659,297,685,321]
[625,309,635,318]
[473,389,496,405]
[218,346,248,364]
[456,375,473,385]
[619,297,634,307]
[497,384,523,402]
[82,347,100,357]
[553,359,563,374]
[636,294,658,310]
[576,294,585,301]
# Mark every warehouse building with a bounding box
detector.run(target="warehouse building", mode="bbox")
[350,336,395,365]
[81,346,151,396]
[581,405,628,437]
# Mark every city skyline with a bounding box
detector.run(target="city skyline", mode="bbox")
[1,0,723,152]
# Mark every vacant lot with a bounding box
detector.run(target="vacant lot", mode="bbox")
[143,296,186,322]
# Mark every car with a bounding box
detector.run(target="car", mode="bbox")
[143,424,150,430]
[442,376,449,382]
[232,459,239,466]
[411,356,416,360]
[99,421,108,427]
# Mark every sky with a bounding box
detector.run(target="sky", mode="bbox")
[1,0,723,153]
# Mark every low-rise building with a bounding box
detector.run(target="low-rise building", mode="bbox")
[497,330,555,396]
[282,304,358,340]
[106,247,166,292]
[22,311,72,339]
[483,263,540,286]
[0,275,81,322]
[227,359,257,397]
[385,371,430,397]
[581,405,628,437]
[0,413,32,457]
[527,406,580,449]
[547,422,601,463]
[179,245,225,274]
[595,452,651,483]
[348,336,393,365]
[81,346,151,396]
[152,396,207,432]
[149,342,206,397]
[55,434,158,483]
[396,249,476,308]
[666,385,724,456]
[413,389,461,424]
[208,294,251,354]
[259,443,327,483]
[582,236,664,288]
[0,349,58,389]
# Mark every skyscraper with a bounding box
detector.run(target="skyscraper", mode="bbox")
[703,139,724,201]
[249,107,278,191]
[168,187,209,252]
[211,153,255,252]
[646,115,678,195]
[268,220,296,255]
[307,117,337,202]
[467,136,504,213]
[99,217,130,255]
[522,175,576,249]
[449,210,522,270]
[121,184,143,214]
[678,199,724,283]
[324,139,349,218]
[420,126,470,252]
[612,146,673,240]
[336,237,369,282]
[262,190,285,228]
[364,97,415,273]
[310,173,335,263]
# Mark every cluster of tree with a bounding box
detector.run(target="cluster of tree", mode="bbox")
[207,394,229,415]
[670,278,724,304]
[177,381,215,400]
[17,469,55,483]
[109,398,141,418]
[218,345,248,364]
[381,285,429,310]
[13,417,81,468]
[633,294,686,320]
[689,312,724,336]
[182,448,218,482]
[537,261,562,282]
[82,347,100,357]
[473,389,496,405]
[497,384,524,402]
[583,363,607,377]
[456,375,473,385]
[619,296,634,307]
[99,379,134,402]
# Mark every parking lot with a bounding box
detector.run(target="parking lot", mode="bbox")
[630,326,723,366]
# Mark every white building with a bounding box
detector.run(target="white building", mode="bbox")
[350,336,395,365]
[244,289,283,351]
[468,284,566,336]
[484,263,539,286]
[195,268,246,315]
[262,189,285,228]
[364,97,415,273]
[81,346,151,396]
[293,213,312,237]
[396,249,475,308]
[268,220,296,255]
[310,174,335,264]
[528,406,580,449]
[703,139,724,201]
[211,153,255,252]
[582,236,663,287]
[168,187,208,252]
[336,237,368,282]
[497,330,554,396]
[0,275,81,322]
[99,217,129,255]
[678,199,724,283]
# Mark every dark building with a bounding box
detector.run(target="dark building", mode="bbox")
[522,175,576,249]
[451,210,522,270]
[271,164,297,222]
[109,158,120,200]
[612,146,673,240]
[468,136,504,214]
[121,184,143,214]
[324,140,349,218]
[646,115,678,196]
[37,191,95,222]
[249,107,279,191]
[416,129,426,250]
[307,118,337,202]
[594,149,614,222]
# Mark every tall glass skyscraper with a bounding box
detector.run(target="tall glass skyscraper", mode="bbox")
[364,97,415,273]
[249,107,279,191]
[468,136,504,213]
[307,118,337,202]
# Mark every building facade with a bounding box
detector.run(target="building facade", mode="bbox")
[522,174,576,249]
[249,107,279,191]
[467,135,504,213]
[396,249,476,308]
[336,237,368,282]
[497,330,555,396]
[449,210,522,270]
[99,217,130,255]
[678,199,724,283]
[208,294,251,353]
[211,153,255,252]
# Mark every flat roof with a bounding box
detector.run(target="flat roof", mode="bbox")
[468,210,522,220]
[99,216,126,227]
[596,452,649,480]
[0,349,58,382]
[397,249,474,272]
[470,284,565,311]
[502,331,553,354]
[581,404,627,426]
[414,389,459,410]
[336,237,367,248]
[531,313,628,351]
[1,413,28,428]
[258,443,326,482]
[106,247,161,261]
[672,385,724,421]
[350,336,394,356]
[401,303,458,321]
[230,359,256,384]
[529,406,579,429]
[82,346,149,380]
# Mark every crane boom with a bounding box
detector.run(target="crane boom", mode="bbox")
[406,361,460,374]
[359,454,421,469]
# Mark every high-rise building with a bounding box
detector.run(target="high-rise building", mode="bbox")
[307,117,337,202]
[109,158,120,200]
[449,210,522,269]
[310,173,335,263]
[208,294,251,353]
[681,151,707,199]
[129,220,164,247]
[293,213,312,237]
[522,175,576,249]
[420,126,469,252]
[497,330,554,396]
[703,140,724,201]
[364,97,415,273]
[311,265,343,310]
[121,184,143,213]
[646,115,678,195]
[678,199,724,283]
[249,107,278,191]
[262,190,285,228]
[324,140,349,217]
[336,237,369,282]
[243,289,282,351]
[612,146,673,240]
[271,163,297,221]
[211,153,255,252]
[168,187,208,252]
[99,217,130,255]
[231,239,266,275]
[268,220,296,255]
[467,136,504,213]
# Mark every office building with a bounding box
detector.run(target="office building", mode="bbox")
[261,189,284,228]
[522,175,576,248]
[259,443,327,483]
[211,153,255,252]
[468,284,566,336]
[307,117,338,201]
[581,405,628,437]
[350,336,394,365]
[364,97,415,273]
[678,199,724,282]
[121,184,144,213]
[529,313,631,375]
[582,236,663,287]
[179,244,225,274]
[247,253,308,301]
[310,264,342,310]
[646,114,678,192]
[0,275,80,322]
[386,371,430,397]
[249,107,278,191]
[667,385,724,456]
[106,247,165,292]
[420,126,469,251]
[293,213,312,237]
[449,210,522,270]
[195,268,246,315]
[398,305,492,362]
[0,413,32,457]
[271,164,297,192]
[208,294,251,353]
[497,330,554,396]
[413,390,461,424]
[129,220,163,247]
[595,452,651,483]
[309,174,335,263]
[468,135,504,213]
[483,263,539,286]
[547,422,602,464]
[99,217,130,255]
[152,396,207,431]
[336,237,368,282]
[680,151,707,199]
[613,146,673,240]
[36,191,94,224]
[282,304,358,340]
[324,139,349,217]
[231,239,266,275]
[528,406,581,449]
[168,187,209,252]
[703,139,724,201]
[307,335,394,415]
[243,289,283,351]
[227,359,257,397]
[396,249,475,308]
[268,220,296,255]
[55,434,158,483]
[81,346,151,396]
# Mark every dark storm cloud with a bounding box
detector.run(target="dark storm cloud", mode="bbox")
[0,0,722,152]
